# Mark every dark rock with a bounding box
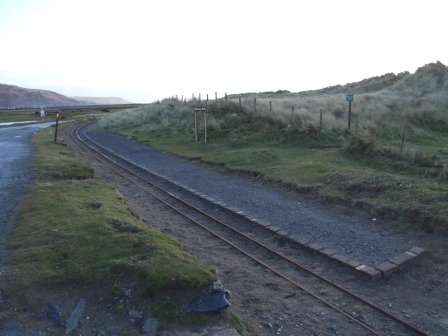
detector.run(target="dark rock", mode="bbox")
[65,298,86,335]
[192,326,204,333]
[264,322,273,329]
[128,309,143,322]
[329,326,338,334]
[187,282,231,314]
[142,318,158,336]
[46,303,62,326]
[122,288,132,298]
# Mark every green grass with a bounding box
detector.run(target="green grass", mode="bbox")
[2,126,214,300]
[0,108,49,123]
[225,311,246,335]
[97,100,448,231]
[0,107,113,123]
[33,128,93,181]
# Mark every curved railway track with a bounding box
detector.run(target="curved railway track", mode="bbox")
[70,122,429,336]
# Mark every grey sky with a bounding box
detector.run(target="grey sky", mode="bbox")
[0,0,446,102]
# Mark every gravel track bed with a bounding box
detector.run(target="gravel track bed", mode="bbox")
[68,128,447,336]
[87,130,419,267]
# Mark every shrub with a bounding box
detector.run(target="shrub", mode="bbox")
[343,135,375,154]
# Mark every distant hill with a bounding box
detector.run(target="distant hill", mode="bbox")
[0,83,133,108]
[0,84,83,108]
[70,96,133,105]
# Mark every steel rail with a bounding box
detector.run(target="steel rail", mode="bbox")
[71,123,428,336]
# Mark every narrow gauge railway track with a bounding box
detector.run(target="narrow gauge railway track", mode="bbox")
[71,122,429,336]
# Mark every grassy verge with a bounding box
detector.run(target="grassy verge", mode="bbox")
[97,100,448,232]
[0,107,113,123]
[2,126,218,325]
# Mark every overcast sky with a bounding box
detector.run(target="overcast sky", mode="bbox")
[0,0,446,103]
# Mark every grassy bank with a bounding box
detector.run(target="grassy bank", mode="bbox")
[97,99,448,232]
[0,106,114,123]
[2,126,216,322]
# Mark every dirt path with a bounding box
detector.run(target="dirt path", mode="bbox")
[62,127,448,336]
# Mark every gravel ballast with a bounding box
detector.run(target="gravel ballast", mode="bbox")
[87,131,420,267]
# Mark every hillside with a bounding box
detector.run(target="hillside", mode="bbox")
[220,61,448,138]
[383,61,448,97]
[97,60,448,149]
[0,84,133,108]
[70,96,133,105]
[0,84,83,108]
[229,61,446,99]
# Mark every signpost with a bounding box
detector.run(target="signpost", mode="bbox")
[194,109,198,142]
[346,94,354,131]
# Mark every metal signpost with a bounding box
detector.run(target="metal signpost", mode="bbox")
[346,94,354,131]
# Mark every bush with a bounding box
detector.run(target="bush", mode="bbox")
[343,135,375,154]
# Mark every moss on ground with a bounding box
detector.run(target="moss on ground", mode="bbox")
[2,126,214,300]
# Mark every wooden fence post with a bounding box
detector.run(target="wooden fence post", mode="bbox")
[239,97,242,113]
[194,110,198,143]
[399,125,406,156]
[348,100,352,131]
[204,110,208,143]
[54,113,59,143]
[269,101,272,112]
[253,98,257,113]
[319,109,323,136]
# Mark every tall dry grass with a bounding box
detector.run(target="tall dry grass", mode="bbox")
[229,90,448,139]
[99,62,448,141]
[98,100,226,136]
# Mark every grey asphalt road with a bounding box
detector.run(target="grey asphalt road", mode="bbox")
[0,122,51,269]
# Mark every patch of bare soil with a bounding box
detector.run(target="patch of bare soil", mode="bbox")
[54,127,448,336]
